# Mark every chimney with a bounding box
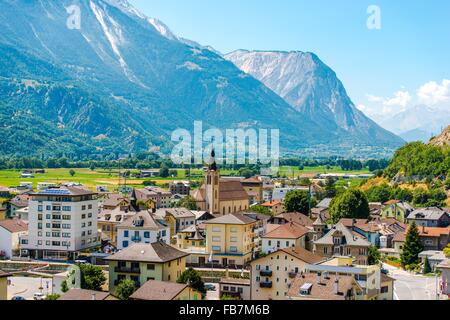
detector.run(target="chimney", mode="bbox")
[91,293,96,301]
[422,225,426,234]
[334,276,340,295]
[316,273,322,284]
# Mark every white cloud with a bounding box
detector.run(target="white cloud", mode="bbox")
[417,79,450,106]
[384,90,412,107]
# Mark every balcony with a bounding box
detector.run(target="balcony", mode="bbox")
[260,270,273,277]
[131,236,142,242]
[288,271,298,279]
[259,281,273,288]
[114,266,141,274]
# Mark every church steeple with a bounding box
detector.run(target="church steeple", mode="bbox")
[209,148,217,171]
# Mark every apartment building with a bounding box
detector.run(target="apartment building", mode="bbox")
[204,213,257,268]
[169,181,190,196]
[0,219,28,259]
[21,187,100,260]
[250,247,326,300]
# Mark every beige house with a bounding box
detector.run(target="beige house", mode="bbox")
[313,223,371,265]
[105,242,189,293]
[219,277,251,300]
[193,150,249,215]
[261,222,309,254]
[250,247,326,300]
[0,270,10,300]
[261,201,285,216]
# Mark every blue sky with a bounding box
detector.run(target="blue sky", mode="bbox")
[129,0,450,118]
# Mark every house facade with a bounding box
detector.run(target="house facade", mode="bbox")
[250,247,325,300]
[106,242,188,293]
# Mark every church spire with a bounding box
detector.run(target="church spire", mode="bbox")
[209,148,217,171]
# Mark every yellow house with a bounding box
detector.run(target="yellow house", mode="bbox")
[130,280,202,300]
[204,213,257,268]
[156,208,196,242]
[105,242,189,294]
[250,247,326,300]
[0,270,10,300]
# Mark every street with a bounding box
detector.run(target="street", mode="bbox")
[7,276,53,300]
[382,263,440,300]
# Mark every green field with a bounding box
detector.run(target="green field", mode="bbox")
[277,166,370,177]
[0,166,370,191]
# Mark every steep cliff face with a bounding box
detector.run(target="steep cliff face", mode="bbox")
[430,125,450,146]
[225,50,404,146]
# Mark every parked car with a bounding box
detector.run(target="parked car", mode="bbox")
[33,292,46,300]
[205,284,217,291]
[11,296,26,301]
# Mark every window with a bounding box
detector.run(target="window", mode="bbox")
[88,213,92,218]
[62,206,71,212]
[147,264,155,270]
[212,237,221,242]
[230,227,237,233]
[124,230,129,238]
[123,241,129,248]
[82,214,86,219]
[62,224,71,229]
[46,205,51,211]
[82,205,86,210]
[38,205,43,212]
[230,246,238,253]
[381,286,389,293]
[212,227,221,232]
[52,206,61,211]
[144,232,150,239]
[230,237,238,243]
[212,246,221,251]
[88,204,92,209]
[63,215,71,220]
[223,286,229,291]
[46,214,51,219]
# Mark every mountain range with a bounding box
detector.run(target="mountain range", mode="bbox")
[373,105,450,142]
[0,0,404,159]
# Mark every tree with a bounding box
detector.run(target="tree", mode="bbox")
[248,205,272,216]
[400,222,424,268]
[159,166,169,178]
[329,189,370,223]
[45,294,61,300]
[444,244,450,258]
[69,169,76,177]
[179,196,198,210]
[364,184,392,203]
[324,178,337,198]
[368,246,381,265]
[61,280,69,293]
[89,163,96,171]
[79,264,106,291]
[423,257,432,274]
[284,190,312,214]
[177,268,206,294]
[115,279,136,300]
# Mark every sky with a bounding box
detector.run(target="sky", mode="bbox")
[129,0,450,119]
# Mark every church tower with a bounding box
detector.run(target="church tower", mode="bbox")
[205,148,220,214]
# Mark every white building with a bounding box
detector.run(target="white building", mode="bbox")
[37,182,58,191]
[117,211,170,250]
[22,187,100,260]
[0,219,28,259]
[272,187,311,202]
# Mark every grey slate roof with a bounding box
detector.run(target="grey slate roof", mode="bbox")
[407,207,449,221]
[314,223,371,247]
[105,242,189,263]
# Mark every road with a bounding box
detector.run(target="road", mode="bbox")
[382,263,440,300]
[7,276,53,300]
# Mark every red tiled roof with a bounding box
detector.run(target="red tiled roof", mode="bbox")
[0,219,28,233]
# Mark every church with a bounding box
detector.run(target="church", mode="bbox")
[192,149,250,215]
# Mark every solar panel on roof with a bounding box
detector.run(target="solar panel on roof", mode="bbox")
[38,189,71,195]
